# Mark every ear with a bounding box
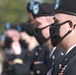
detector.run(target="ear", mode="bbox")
[68,20,74,31]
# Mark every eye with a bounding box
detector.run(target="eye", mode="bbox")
[53,17,59,23]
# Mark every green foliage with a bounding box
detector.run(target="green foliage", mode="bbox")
[0,0,55,34]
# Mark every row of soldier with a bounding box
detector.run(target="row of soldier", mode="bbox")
[1,0,76,75]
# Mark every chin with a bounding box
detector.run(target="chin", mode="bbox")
[43,43,49,47]
[56,43,63,49]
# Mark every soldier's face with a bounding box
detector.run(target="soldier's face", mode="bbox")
[50,13,71,47]
[35,16,54,41]
[54,14,69,37]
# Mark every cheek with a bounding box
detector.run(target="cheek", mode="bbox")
[60,25,68,37]
[12,35,20,41]
[42,28,49,38]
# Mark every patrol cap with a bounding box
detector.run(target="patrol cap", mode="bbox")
[27,1,40,13]
[55,0,76,16]
[32,3,55,18]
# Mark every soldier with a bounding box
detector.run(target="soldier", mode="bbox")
[2,26,28,75]
[20,23,50,75]
[50,0,76,75]
[5,23,50,75]
[27,1,40,24]
[0,22,11,48]
[32,3,65,75]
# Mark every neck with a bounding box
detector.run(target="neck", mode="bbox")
[28,37,39,51]
[58,41,76,52]
[47,44,54,52]
[46,39,54,51]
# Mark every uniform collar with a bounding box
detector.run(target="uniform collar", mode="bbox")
[49,47,56,58]
[66,44,76,55]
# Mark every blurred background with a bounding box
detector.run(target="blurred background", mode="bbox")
[0,0,55,34]
[0,0,55,75]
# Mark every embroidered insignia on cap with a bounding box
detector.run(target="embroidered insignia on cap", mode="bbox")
[29,1,34,11]
[33,4,39,15]
[55,0,60,10]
